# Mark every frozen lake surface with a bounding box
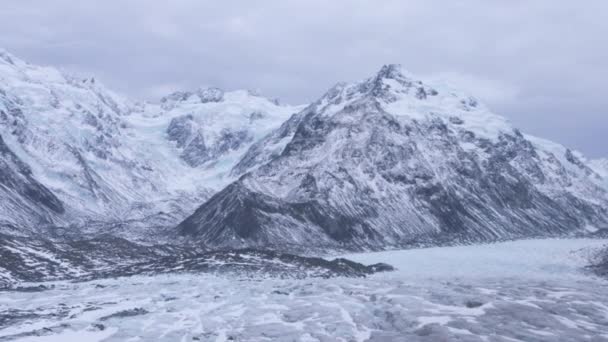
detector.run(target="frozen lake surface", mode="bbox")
[1,239,608,341]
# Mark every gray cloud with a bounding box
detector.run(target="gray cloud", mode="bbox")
[1,0,606,157]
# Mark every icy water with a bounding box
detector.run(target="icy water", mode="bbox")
[1,239,608,341]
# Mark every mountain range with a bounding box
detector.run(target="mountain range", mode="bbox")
[1,50,606,252]
[0,49,302,241]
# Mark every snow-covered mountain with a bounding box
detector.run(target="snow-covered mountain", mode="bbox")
[177,64,608,251]
[0,50,301,236]
[1,50,606,251]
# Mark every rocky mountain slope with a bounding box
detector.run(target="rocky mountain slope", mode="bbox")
[0,50,301,237]
[0,233,390,287]
[178,65,608,251]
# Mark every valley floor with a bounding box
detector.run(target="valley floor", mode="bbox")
[1,239,608,341]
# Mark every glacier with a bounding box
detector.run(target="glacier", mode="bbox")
[1,239,607,341]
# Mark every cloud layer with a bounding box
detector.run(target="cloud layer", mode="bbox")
[1,0,606,157]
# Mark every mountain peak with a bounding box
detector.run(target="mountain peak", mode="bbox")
[197,87,225,103]
[376,64,408,80]
[313,63,440,117]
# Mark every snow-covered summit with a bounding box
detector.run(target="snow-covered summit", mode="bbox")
[313,64,511,140]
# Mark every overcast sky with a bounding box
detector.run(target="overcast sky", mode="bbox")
[0,1,606,157]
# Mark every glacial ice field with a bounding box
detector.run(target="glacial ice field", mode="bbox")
[1,238,608,342]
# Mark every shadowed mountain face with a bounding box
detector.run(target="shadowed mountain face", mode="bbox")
[0,134,64,230]
[177,65,608,252]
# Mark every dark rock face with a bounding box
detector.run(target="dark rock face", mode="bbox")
[167,115,211,167]
[166,115,253,167]
[215,129,251,156]
[181,134,208,167]
[167,114,198,148]
[160,88,224,110]
[177,66,608,252]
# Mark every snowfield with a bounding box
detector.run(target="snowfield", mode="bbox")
[2,239,608,341]
[341,238,607,281]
